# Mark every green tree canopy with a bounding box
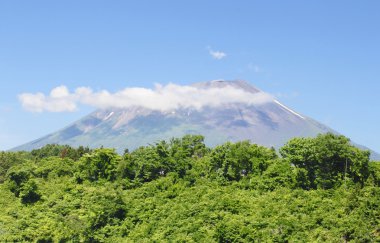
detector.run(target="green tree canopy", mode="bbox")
[280,133,370,189]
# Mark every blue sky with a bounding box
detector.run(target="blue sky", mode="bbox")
[0,1,379,152]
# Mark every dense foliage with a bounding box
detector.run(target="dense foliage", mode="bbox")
[0,134,379,242]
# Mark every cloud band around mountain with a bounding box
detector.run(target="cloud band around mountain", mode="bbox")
[18,83,274,112]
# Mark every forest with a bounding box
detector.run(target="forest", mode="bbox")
[0,133,379,242]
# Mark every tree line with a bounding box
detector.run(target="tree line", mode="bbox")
[0,133,379,241]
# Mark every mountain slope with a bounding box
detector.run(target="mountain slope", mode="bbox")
[12,80,380,159]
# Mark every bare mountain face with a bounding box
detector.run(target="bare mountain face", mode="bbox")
[13,80,379,159]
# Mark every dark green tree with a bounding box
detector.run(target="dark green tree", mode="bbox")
[0,151,29,183]
[210,141,277,181]
[19,179,41,204]
[129,146,164,182]
[78,148,120,182]
[6,166,32,197]
[280,133,370,189]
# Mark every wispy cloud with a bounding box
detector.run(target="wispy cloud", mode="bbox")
[274,91,300,99]
[209,50,226,60]
[248,63,261,73]
[207,47,226,60]
[19,83,274,113]
[0,104,12,112]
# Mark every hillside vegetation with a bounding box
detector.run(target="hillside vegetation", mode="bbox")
[1,133,380,242]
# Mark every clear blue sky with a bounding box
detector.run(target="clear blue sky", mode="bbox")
[0,1,379,152]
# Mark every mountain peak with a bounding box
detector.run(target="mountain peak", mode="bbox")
[12,80,380,160]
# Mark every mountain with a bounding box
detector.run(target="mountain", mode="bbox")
[12,80,380,160]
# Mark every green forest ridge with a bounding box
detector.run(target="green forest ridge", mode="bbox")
[1,133,380,242]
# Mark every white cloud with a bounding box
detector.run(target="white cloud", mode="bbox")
[207,46,226,60]
[18,83,274,113]
[19,88,77,112]
[50,85,70,98]
[209,50,226,60]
